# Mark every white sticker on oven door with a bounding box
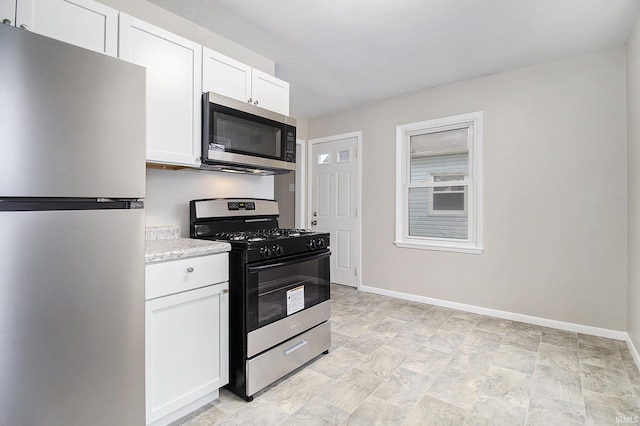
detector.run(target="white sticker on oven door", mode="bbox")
[287,286,305,316]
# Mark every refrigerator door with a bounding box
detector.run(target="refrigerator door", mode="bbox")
[0,208,145,426]
[0,24,145,198]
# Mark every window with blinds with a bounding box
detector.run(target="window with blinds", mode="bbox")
[395,112,483,254]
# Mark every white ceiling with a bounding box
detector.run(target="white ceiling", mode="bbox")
[148,0,640,118]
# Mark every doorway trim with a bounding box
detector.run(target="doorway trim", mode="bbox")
[295,138,306,228]
[308,131,362,289]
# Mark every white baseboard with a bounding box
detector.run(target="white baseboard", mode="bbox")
[360,285,627,341]
[626,333,640,372]
[148,389,219,426]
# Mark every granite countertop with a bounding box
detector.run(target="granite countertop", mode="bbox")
[145,226,231,264]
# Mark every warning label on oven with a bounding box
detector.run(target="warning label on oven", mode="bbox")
[286,286,305,316]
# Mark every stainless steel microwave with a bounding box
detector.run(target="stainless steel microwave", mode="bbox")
[201,92,296,175]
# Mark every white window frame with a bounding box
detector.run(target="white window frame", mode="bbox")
[428,173,468,216]
[395,112,483,254]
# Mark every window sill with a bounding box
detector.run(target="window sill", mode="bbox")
[394,240,484,255]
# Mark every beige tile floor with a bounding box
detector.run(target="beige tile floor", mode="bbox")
[176,284,640,425]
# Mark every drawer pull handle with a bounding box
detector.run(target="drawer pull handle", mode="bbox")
[186,267,194,273]
[284,339,307,355]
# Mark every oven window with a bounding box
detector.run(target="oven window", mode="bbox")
[247,253,330,331]
[212,111,281,158]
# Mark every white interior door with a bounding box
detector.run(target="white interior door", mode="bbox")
[310,134,360,287]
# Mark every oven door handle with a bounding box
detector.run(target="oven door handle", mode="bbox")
[247,250,330,272]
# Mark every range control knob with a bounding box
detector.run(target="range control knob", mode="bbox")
[260,247,272,259]
[317,238,326,249]
[274,245,284,257]
[307,239,317,250]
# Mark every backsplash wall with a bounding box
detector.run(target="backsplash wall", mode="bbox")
[145,167,274,237]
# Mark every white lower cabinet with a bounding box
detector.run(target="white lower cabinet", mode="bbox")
[145,254,229,426]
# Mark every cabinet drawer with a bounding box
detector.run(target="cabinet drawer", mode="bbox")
[146,254,228,300]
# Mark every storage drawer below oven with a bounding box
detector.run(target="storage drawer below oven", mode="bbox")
[245,321,330,397]
[247,300,331,357]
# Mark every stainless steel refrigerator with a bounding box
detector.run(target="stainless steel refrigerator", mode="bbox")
[0,24,146,425]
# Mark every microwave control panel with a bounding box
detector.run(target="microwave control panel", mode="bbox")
[285,127,296,162]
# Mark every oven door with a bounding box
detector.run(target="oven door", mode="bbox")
[246,250,330,333]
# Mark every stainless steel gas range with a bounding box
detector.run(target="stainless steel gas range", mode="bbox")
[190,198,331,401]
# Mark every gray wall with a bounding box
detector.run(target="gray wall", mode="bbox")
[274,120,309,229]
[274,172,296,229]
[309,49,628,331]
[627,17,640,350]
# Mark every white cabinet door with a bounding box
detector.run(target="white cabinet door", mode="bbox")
[15,0,118,56]
[202,47,251,103]
[0,0,15,25]
[202,47,290,116]
[251,68,290,116]
[146,282,229,425]
[119,14,202,167]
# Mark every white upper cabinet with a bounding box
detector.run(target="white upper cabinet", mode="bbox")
[0,1,16,25]
[250,68,290,116]
[203,47,290,116]
[119,14,202,167]
[3,1,290,165]
[10,0,118,56]
[202,48,252,103]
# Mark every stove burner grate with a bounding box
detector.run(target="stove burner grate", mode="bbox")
[213,228,313,242]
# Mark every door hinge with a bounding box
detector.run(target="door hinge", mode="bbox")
[354,267,359,277]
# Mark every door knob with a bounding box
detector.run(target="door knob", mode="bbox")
[311,220,317,226]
